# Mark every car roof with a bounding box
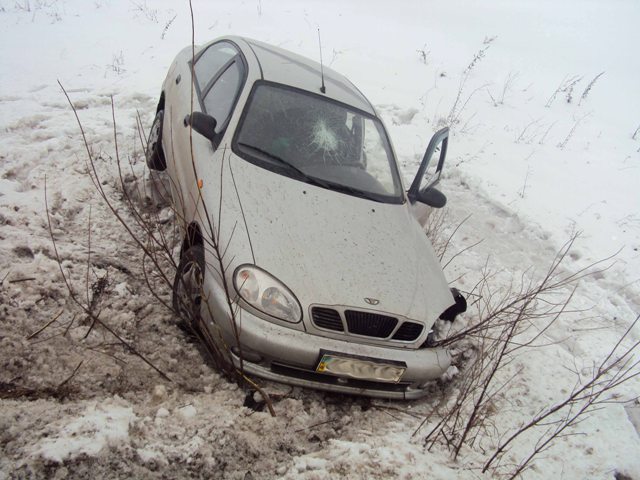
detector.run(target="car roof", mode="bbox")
[219,36,375,115]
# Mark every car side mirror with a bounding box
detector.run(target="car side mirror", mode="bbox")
[416,186,447,208]
[188,112,217,141]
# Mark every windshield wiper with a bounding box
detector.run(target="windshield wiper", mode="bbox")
[326,184,381,201]
[237,142,383,201]
[237,142,331,189]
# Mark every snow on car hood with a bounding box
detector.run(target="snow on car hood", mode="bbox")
[224,156,454,326]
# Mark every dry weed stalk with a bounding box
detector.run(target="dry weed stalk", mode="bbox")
[578,71,605,106]
[546,75,582,107]
[446,39,494,127]
[557,112,591,150]
[487,71,518,107]
[537,121,556,145]
[514,118,542,144]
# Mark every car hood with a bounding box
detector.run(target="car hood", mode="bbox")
[224,156,454,326]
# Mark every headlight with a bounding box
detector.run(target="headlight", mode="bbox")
[233,265,302,323]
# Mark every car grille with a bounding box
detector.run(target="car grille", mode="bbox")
[311,307,344,332]
[345,310,398,338]
[310,307,424,342]
[392,322,424,341]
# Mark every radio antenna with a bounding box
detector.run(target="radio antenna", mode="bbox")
[317,27,326,94]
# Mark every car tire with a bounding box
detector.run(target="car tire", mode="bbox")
[172,245,205,331]
[146,110,167,171]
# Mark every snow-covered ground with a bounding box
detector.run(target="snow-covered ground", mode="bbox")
[1,1,639,478]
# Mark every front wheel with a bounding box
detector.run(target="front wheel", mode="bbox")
[146,110,167,171]
[172,245,205,331]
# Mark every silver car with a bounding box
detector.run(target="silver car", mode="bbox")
[146,36,465,399]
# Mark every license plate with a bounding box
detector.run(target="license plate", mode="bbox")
[316,351,406,383]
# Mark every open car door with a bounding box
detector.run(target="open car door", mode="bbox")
[408,127,449,227]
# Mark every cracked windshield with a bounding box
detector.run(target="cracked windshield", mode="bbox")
[236,84,403,202]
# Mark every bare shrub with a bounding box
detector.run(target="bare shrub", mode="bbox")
[51,86,175,382]
[47,0,278,414]
[417,236,586,453]
[56,79,277,413]
[413,231,638,478]
[483,314,640,478]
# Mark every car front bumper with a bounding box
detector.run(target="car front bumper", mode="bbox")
[203,288,451,399]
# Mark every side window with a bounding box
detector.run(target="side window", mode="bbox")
[194,42,236,92]
[203,61,242,133]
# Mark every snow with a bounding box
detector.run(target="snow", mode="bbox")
[1,0,639,479]
[33,400,135,463]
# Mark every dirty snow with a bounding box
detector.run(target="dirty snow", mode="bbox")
[33,400,135,463]
[1,1,639,479]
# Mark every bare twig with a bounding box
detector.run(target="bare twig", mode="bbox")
[57,360,84,390]
[483,316,640,476]
[8,277,36,284]
[45,178,172,382]
[27,310,64,340]
[295,418,338,433]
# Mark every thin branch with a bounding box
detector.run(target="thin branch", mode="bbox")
[27,310,64,340]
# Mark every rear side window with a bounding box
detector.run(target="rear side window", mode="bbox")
[203,61,242,134]
[194,42,236,91]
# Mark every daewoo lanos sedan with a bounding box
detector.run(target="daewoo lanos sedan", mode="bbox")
[146,36,466,399]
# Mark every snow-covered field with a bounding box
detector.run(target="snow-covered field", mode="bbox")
[1,1,639,478]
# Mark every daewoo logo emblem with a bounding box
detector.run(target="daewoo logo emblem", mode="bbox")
[364,297,380,306]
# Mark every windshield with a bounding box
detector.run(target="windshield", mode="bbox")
[234,83,404,203]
